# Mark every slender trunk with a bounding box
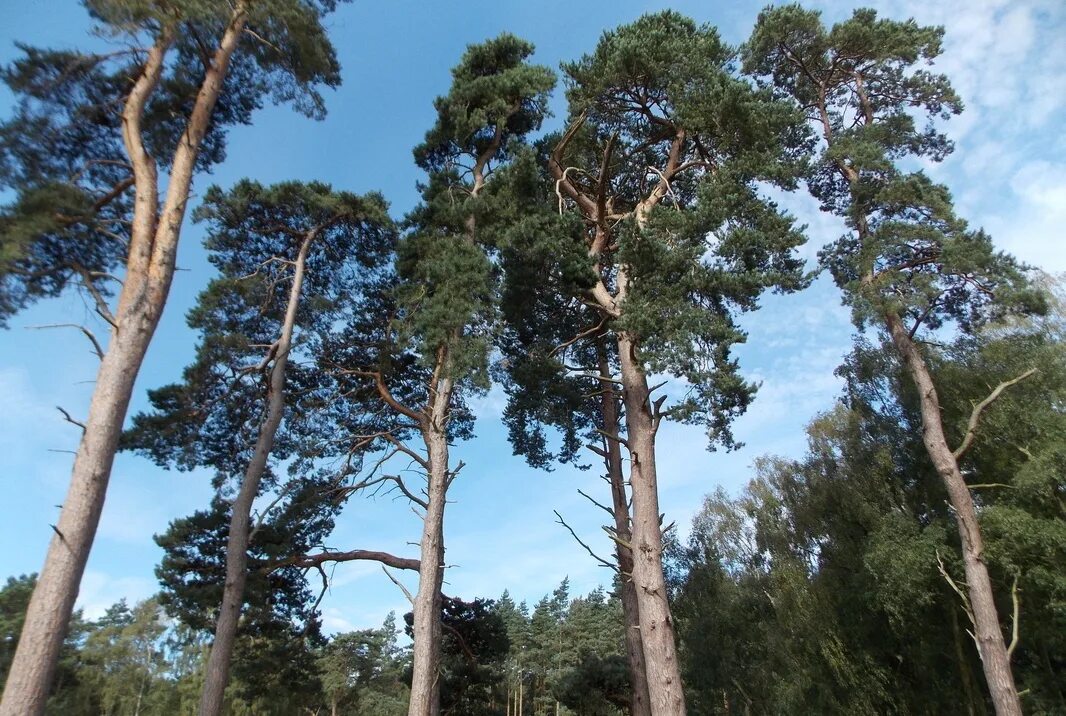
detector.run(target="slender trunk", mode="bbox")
[616,334,686,714]
[596,342,652,716]
[0,9,248,714]
[884,313,1021,716]
[408,377,452,716]
[199,232,313,716]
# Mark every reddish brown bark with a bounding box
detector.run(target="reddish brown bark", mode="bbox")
[597,342,652,716]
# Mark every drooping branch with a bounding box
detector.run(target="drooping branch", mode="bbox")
[953,368,1038,460]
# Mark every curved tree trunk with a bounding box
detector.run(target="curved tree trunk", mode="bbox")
[408,376,453,716]
[198,232,313,716]
[596,343,652,716]
[617,334,687,715]
[0,9,248,715]
[885,313,1021,716]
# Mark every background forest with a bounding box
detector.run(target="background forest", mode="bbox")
[0,0,1063,715]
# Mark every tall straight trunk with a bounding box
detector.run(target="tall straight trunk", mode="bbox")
[596,342,652,716]
[198,232,314,716]
[616,334,687,714]
[0,9,248,715]
[408,376,452,716]
[884,313,1021,716]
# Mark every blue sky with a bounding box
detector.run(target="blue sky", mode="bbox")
[0,0,1063,634]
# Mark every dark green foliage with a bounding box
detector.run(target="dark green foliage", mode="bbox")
[743,5,1044,336]
[497,10,811,460]
[318,613,409,715]
[151,493,327,707]
[404,597,510,716]
[672,307,1066,713]
[124,180,394,480]
[0,0,346,324]
[414,34,555,175]
[0,575,36,686]
[554,652,629,715]
[120,179,394,710]
[399,34,555,388]
[0,575,97,713]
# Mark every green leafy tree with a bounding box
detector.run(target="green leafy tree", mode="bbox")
[319,613,409,716]
[671,292,1065,714]
[0,3,347,711]
[497,12,809,712]
[744,7,1046,714]
[76,599,169,715]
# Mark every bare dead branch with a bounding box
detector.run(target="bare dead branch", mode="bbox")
[55,406,86,432]
[954,368,1038,460]
[271,549,420,573]
[382,565,416,603]
[577,489,614,519]
[29,324,105,360]
[602,525,634,552]
[1007,574,1020,660]
[549,316,608,358]
[595,428,630,449]
[554,510,616,571]
[937,550,975,629]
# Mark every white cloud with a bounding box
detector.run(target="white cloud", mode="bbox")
[76,571,157,620]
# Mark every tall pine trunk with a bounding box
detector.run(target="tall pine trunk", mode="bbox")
[408,376,452,716]
[597,343,652,716]
[198,232,313,716]
[884,313,1021,716]
[617,334,687,715]
[0,9,248,715]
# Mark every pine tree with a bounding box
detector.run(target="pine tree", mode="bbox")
[744,8,1045,713]
[0,3,347,711]
[497,12,810,712]
[125,179,394,714]
[316,34,554,716]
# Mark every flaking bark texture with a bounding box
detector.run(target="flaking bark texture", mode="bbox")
[885,313,1021,716]
[0,8,248,715]
[598,346,652,716]
[618,335,687,715]
[198,231,314,716]
[407,376,453,716]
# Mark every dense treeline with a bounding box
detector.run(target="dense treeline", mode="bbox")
[1,1,1062,715]
[0,574,638,715]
